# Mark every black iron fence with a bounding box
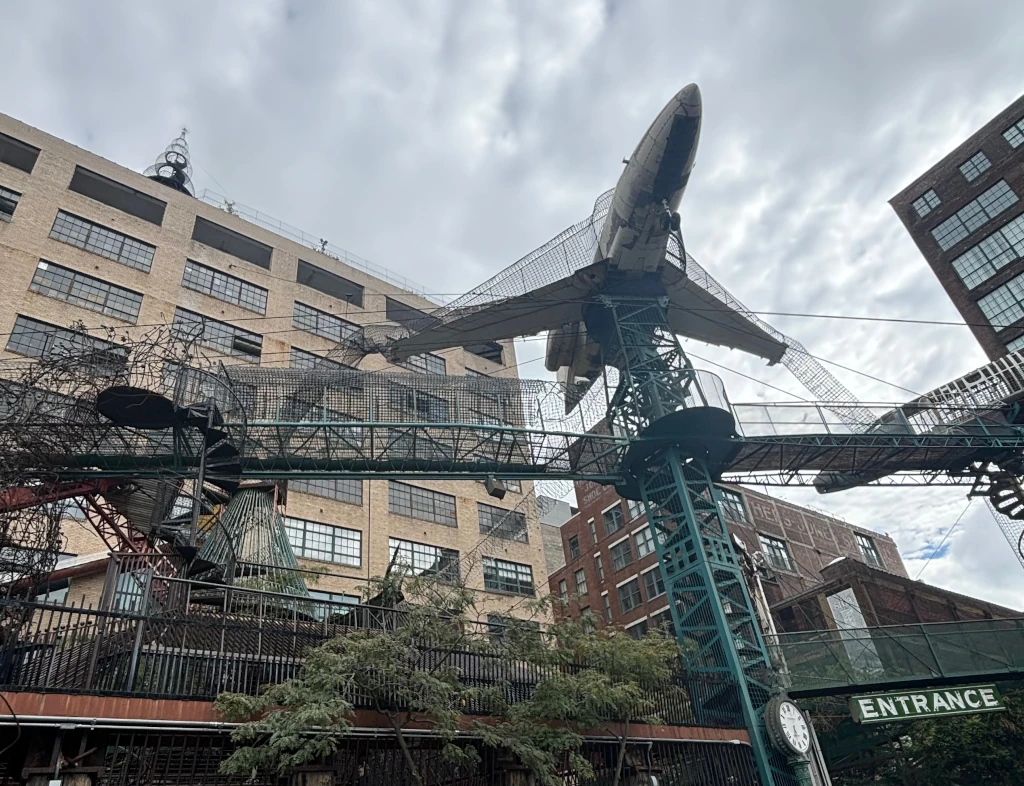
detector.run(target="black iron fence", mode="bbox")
[0,598,743,728]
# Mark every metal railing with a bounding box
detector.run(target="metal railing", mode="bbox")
[0,598,741,728]
[770,617,1024,697]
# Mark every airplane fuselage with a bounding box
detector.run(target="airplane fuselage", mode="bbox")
[546,84,703,376]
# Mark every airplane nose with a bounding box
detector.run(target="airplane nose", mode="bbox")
[676,83,702,117]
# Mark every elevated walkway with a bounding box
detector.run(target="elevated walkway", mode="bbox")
[771,617,1024,698]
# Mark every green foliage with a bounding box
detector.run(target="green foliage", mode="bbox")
[216,582,686,786]
[817,688,1024,786]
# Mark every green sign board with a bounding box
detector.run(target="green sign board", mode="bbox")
[850,684,1005,724]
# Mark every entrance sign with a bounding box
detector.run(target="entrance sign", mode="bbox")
[850,684,1005,724]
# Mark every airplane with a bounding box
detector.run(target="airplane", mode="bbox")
[388,84,787,411]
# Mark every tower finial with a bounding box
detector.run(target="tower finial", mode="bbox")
[144,129,194,196]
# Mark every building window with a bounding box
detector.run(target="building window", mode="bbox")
[1004,117,1024,149]
[626,499,644,521]
[0,185,20,222]
[643,569,666,600]
[649,608,674,635]
[390,537,460,583]
[486,614,541,644]
[7,315,126,372]
[296,259,364,308]
[477,502,527,543]
[290,347,352,372]
[568,535,581,560]
[634,527,655,558]
[49,211,156,272]
[399,352,446,375]
[388,481,457,527]
[558,579,568,600]
[293,301,363,344]
[191,216,272,269]
[911,189,941,218]
[588,520,598,545]
[717,487,748,522]
[610,539,634,572]
[183,260,268,314]
[951,213,1024,289]
[308,590,360,622]
[618,578,643,613]
[483,557,534,596]
[284,516,361,566]
[172,308,263,361]
[931,181,1018,251]
[759,534,795,572]
[1007,334,1024,353]
[574,568,587,595]
[594,554,605,583]
[68,166,166,225]
[626,619,649,641]
[603,503,625,536]
[30,260,143,323]
[978,270,1024,330]
[391,385,450,423]
[856,532,883,568]
[959,151,992,183]
[289,477,362,506]
[0,131,40,173]
[602,593,613,623]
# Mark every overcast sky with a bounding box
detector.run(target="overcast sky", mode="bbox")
[4,0,1024,608]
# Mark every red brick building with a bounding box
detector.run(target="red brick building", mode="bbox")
[547,480,905,639]
[891,93,1024,359]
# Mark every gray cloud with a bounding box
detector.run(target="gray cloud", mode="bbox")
[3,0,1024,604]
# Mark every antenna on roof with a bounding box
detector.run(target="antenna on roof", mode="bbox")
[144,127,195,196]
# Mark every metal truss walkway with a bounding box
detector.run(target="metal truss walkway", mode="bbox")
[771,616,1024,698]
[17,366,1023,490]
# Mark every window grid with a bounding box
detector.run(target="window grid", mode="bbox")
[643,569,666,600]
[1004,118,1024,149]
[568,535,581,560]
[603,594,613,623]
[588,520,598,545]
[634,527,656,558]
[183,260,268,314]
[477,502,528,543]
[626,499,644,521]
[978,270,1024,330]
[574,568,587,595]
[558,580,568,600]
[959,151,992,183]
[912,189,941,218]
[759,534,794,572]
[618,578,642,613]
[171,308,263,361]
[290,347,353,372]
[399,352,447,375]
[30,260,143,323]
[6,315,126,372]
[482,557,534,596]
[595,554,605,583]
[931,181,1018,251]
[1007,335,1024,353]
[626,619,649,641]
[603,504,625,536]
[388,481,457,527]
[856,533,883,568]
[283,516,361,566]
[951,213,1024,289]
[49,211,155,271]
[717,487,748,522]
[389,537,460,584]
[610,539,634,572]
[293,301,363,344]
[289,477,362,506]
[0,185,20,221]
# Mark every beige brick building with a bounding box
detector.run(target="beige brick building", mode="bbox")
[0,113,547,622]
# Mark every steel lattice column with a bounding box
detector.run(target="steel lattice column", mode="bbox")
[592,295,795,786]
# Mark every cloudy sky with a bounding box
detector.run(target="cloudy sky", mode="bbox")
[4,0,1024,607]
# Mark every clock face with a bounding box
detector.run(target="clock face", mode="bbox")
[779,701,811,754]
